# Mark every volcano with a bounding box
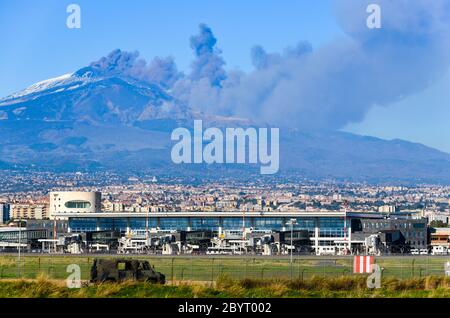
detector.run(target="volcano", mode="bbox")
[1,61,450,184]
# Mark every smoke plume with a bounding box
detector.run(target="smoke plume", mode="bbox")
[180,1,450,130]
[89,49,182,89]
[90,49,139,76]
[89,1,450,130]
[189,23,227,87]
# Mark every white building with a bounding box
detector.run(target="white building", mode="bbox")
[378,205,397,213]
[49,191,101,219]
[427,212,449,224]
[11,203,49,220]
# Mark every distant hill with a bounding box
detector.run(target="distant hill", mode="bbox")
[1,66,450,184]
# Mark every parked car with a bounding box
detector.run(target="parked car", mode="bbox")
[315,246,337,256]
[419,249,429,255]
[410,248,420,255]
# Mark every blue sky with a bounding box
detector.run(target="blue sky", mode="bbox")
[0,0,340,94]
[0,0,449,153]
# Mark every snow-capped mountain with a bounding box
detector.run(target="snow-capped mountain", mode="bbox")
[1,62,450,183]
[0,66,192,125]
[0,73,75,102]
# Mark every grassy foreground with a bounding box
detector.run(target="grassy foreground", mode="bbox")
[1,255,448,281]
[2,275,450,298]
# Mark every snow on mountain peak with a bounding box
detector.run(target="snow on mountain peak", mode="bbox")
[8,73,74,99]
[0,71,101,105]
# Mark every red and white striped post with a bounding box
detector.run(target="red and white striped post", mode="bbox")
[353,255,374,273]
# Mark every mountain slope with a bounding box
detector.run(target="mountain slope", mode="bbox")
[1,68,450,183]
[280,130,450,183]
[0,68,192,124]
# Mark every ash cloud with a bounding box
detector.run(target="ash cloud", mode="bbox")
[133,56,182,89]
[89,49,182,89]
[176,0,450,130]
[89,1,450,130]
[90,49,140,76]
[251,41,312,70]
[189,23,227,87]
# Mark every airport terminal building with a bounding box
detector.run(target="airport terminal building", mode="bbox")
[44,191,428,254]
[54,210,426,251]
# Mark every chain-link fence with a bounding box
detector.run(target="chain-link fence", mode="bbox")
[0,255,449,283]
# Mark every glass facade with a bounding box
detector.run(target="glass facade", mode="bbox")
[98,218,128,232]
[70,218,97,232]
[129,218,157,230]
[0,230,27,242]
[65,201,91,209]
[0,229,48,244]
[292,218,316,237]
[222,217,251,229]
[191,218,220,230]
[254,218,284,230]
[159,218,189,230]
[318,217,345,237]
[67,216,352,238]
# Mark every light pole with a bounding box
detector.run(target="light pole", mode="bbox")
[343,200,349,256]
[146,208,149,241]
[286,218,297,279]
[18,216,22,278]
[242,209,246,254]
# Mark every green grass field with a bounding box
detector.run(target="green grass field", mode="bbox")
[0,254,449,282]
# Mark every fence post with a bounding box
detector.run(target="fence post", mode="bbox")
[171,258,174,285]
[323,261,326,278]
[16,256,19,279]
[290,259,293,280]
[245,259,248,279]
[400,259,403,279]
[211,258,215,285]
[87,257,91,280]
[191,257,193,282]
